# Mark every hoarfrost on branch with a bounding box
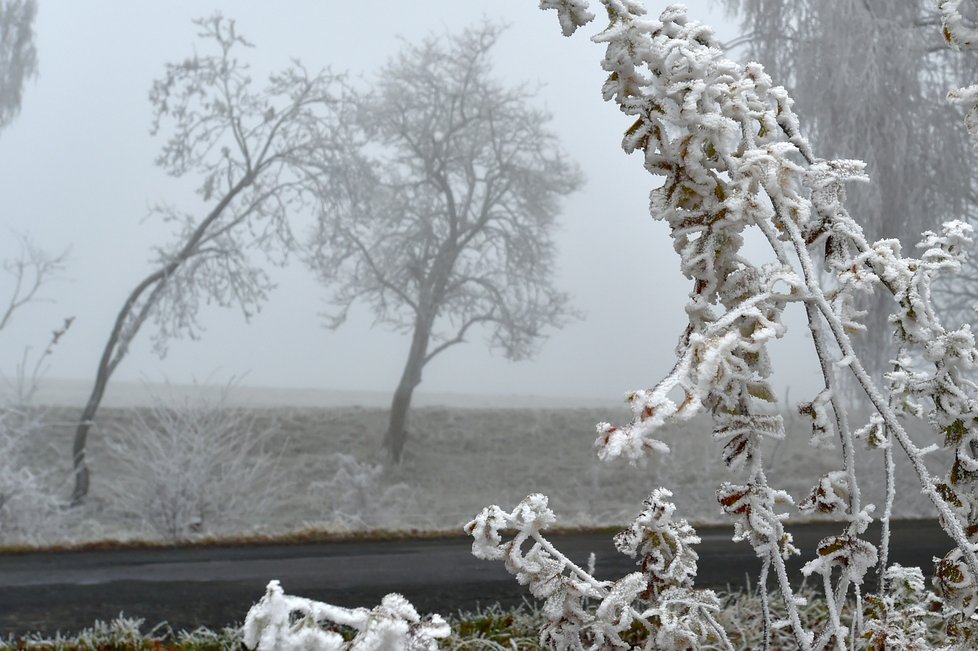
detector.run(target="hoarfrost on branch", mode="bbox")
[466,0,978,648]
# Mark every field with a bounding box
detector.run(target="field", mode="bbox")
[4,394,951,547]
[2,393,964,648]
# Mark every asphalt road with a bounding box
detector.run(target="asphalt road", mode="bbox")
[0,519,949,637]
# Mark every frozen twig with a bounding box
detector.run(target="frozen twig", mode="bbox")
[243,580,449,651]
[465,0,978,647]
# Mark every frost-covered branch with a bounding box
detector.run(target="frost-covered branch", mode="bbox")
[0,234,68,333]
[465,0,978,648]
[466,491,732,650]
[243,581,449,651]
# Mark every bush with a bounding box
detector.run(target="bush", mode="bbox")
[0,406,64,545]
[103,383,285,541]
[464,1,978,649]
[310,453,413,530]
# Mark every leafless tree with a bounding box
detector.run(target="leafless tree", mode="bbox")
[70,14,344,503]
[306,24,583,463]
[1,234,69,418]
[0,233,67,334]
[721,0,978,383]
[0,0,37,134]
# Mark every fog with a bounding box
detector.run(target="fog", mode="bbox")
[6,5,978,640]
[0,1,822,406]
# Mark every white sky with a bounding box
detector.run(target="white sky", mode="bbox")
[0,1,824,404]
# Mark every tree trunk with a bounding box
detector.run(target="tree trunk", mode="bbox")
[70,334,117,505]
[384,316,431,463]
[69,275,159,505]
[384,378,417,464]
[70,400,99,505]
[69,175,253,504]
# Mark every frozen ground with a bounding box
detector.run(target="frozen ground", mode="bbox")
[5,381,951,546]
[30,378,618,410]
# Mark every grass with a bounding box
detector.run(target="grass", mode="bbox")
[5,403,953,548]
[0,587,951,650]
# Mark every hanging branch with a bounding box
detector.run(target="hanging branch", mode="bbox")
[468,0,978,648]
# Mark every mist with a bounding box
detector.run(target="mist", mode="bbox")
[0,0,824,408]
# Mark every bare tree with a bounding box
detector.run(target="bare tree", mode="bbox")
[1,234,70,414]
[0,233,67,334]
[307,24,583,463]
[721,0,978,382]
[0,0,37,134]
[70,14,343,503]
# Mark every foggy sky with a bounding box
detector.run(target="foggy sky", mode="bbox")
[0,1,824,404]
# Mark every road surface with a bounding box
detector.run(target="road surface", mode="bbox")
[0,519,947,637]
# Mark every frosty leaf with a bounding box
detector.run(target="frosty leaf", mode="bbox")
[940,0,978,49]
[717,482,798,561]
[798,470,852,517]
[949,85,978,145]
[639,587,725,651]
[854,413,888,450]
[935,547,978,618]
[801,534,878,585]
[593,572,645,631]
[594,420,669,465]
[798,389,836,449]
[464,505,509,561]
[713,413,784,470]
[614,487,700,597]
[538,0,595,37]
[862,564,943,651]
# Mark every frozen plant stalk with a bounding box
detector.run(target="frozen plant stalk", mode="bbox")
[469,1,978,649]
[243,581,449,651]
[466,490,732,649]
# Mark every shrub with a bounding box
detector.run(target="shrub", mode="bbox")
[0,294,72,546]
[102,383,285,541]
[310,453,414,530]
[464,1,978,649]
[0,406,64,545]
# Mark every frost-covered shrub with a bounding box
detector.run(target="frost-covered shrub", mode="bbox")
[102,385,285,541]
[0,408,64,545]
[0,296,72,546]
[310,453,413,530]
[466,1,978,649]
[243,580,449,651]
[467,490,731,649]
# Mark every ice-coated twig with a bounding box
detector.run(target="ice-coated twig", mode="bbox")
[242,580,449,651]
[466,492,733,650]
[476,0,978,647]
[779,209,978,582]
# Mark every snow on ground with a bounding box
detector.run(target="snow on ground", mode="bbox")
[6,380,949,548]
[31,378,621,410]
